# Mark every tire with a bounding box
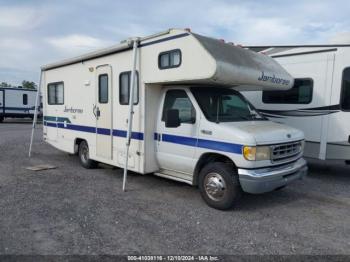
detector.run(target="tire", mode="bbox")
[0,117,3,123]
[78,140,98,169]
[199,162,242,210]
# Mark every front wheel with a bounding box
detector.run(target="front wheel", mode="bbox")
[199,162,242,210]
[78,140,98,169]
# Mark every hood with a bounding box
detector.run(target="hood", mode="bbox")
[219,121,304,145]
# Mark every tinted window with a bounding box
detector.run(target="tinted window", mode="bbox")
[162,90,195,124]
[262,79,313,104]
[341,67,350,111]
[47,82,64,105]
[159,49,181,69]
[98,74,108,103]
[23,94,28,105]
[119,71,139,105]
[191,87,265,122]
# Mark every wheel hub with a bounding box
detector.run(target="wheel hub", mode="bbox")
[204,173,226,201]
[81,146,89,162]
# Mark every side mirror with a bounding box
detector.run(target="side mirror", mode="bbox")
[165,109,180,128]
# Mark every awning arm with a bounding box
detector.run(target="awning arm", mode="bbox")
[122,38,140,192]
[28,71,42,157]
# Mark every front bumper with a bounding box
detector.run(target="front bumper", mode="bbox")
[238,158,308,194]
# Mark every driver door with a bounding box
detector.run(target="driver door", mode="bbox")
[156,89,198,175]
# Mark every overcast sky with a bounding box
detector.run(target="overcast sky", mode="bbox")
[1,0,350,85]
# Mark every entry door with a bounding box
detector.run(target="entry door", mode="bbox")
[156,89,198,175]
[0,90,4,115]
[96,65,113,159]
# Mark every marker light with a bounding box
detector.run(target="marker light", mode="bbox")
[243,146,256,161]
[243,146,271,161]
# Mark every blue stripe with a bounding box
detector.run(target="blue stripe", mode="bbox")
[162,133,197,147]
[139,33,190,47]
[113,129,144,140]
[198,138,242,154]
[66,124,96,133]
[43,33,190,71]
[161,133,242,154]
[44,121,242,154]
[154,132,159,140]
[97,128,111,135]
[44,121,143,140]
[46,122,57,128]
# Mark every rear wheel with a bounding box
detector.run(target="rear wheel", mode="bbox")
[0,117,3,123]
[78,140,98,169]
[199,162,242,210]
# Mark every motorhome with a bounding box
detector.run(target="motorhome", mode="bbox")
[0,87,39,122]
[243,45,350,162]
[40,29,307,210]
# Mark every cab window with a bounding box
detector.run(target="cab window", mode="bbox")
[162,90,195,124]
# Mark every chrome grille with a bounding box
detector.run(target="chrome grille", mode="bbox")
[271,141,302,162]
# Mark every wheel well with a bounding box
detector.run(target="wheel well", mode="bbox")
[192,153,236,186]
[74,138,85,154]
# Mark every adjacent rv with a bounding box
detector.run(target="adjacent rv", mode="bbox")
[40,29,307,210]
[243,45,350,162]
[0,87,39,122]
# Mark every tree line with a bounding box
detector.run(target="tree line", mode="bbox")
[0,81,37,89]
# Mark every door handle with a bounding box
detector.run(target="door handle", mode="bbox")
[93,105,101,119]
[93,104,97,118]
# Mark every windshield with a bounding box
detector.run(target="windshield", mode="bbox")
[191,87,267,123]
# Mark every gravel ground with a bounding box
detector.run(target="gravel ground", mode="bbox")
[0,120,350,255]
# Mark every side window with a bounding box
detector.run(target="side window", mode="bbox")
[262,79,313,104]
[119,71,139,105]
[23,94,28,105]
[158,49,181,69]
[98,74,108,103]
[47,82,64,105]
[341,67,350,111]
[162,90,195,124]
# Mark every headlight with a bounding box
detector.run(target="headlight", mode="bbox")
[243,146,271,161]
[256,146,271,160]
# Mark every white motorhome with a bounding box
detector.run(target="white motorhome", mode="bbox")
[40,29,307,210]
[243,45,350,162]
[0,87,39,122]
